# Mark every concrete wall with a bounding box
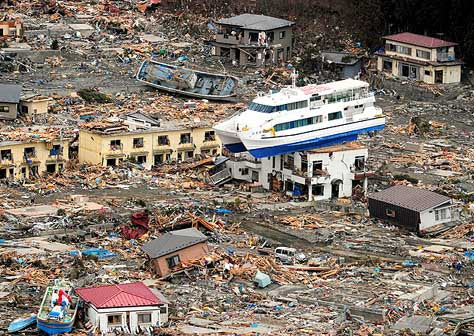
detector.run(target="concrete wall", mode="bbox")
[79,127,222,169]
[152,242,209,276]
[19,99,49,114]
[0,139,70,180]
[0,103,18,120]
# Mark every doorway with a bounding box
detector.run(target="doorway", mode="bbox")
[331,180,342,198]
[435,70,443,83]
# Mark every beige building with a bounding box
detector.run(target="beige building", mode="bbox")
[19,95,52,115]
[79,113,222,169]
[376,32,462,84]
[0,135,70,181]
[0,19,23,39]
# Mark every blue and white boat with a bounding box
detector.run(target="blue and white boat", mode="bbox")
[37,280,78,335]
[214,78,385,158]
[8,314,37,333]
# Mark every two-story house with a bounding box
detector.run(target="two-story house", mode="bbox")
[211,14,294,67]
[226,142,371,201]
[376,32,462,84]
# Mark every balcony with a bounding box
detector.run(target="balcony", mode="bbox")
[214,33,240,45]
[108,144,123,154]
[23,153,38,164]
[437,52,456,62]
[0,158,14,166]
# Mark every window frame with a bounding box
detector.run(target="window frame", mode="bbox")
[166,254,180,268]
[137,313,152,324]
[328,111,343,121]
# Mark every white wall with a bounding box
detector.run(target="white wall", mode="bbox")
[86,304,167,334]
[419,204,454,230]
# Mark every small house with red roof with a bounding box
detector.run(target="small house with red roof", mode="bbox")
[376,32,462,84]
[75,282,169,334]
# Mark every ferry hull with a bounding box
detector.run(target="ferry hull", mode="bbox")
[244,121,385,158]
[37,319,74,335]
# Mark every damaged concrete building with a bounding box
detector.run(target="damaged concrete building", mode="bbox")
[79,113,222,169]
[376,32,462,84]
[211,14,294,66]
[227,142,370,201]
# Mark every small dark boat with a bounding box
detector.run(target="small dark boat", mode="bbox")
[136,60,239,101]
[8,314,37,333]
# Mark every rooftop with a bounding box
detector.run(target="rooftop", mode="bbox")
[307,141,367,154]
[253,79,369,105]
[383,32,457,49]
[217,14,294,31]
[322,51,362,66]
[142,227,208,259]
[369,185,451,212]
[0,127,74,147]
[0,84,21,104]
[75,282,163,308]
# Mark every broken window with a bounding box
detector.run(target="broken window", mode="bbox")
[279,31,286,39]
[166,255,180,268]
[166,153,171,161]
[106,158,116,167]
[180,133,191,144]
[385,43,396,52]
[312,184,324,196]
[0,106,9,113]
[186,151,194,159]
[397,45,411,55]
[424,70,431,76]
[46,164,56,174]
[108,315,122,325]
[133,137,144,148]
[137,313,151,324]
[29,165,38,177]
[160,305,167,314]
[1,149,12,161]
[24,147,36,159]
[312,161,323,176]
[386,209,396,217]
[241,168,249,175]
[110,139,121,150]
[251,170,259,181]
[285,180,294,191]
[284,155,294,170]
[0,168,6,179]
[354,156,365,171]
[204,131,215,142]
[136,155,147,164]
[154,154,164,165]
[248,32,258,42]
[50,144,61,156]
[177,152,182,161]
[158,135,169,145]
[383,60,393,71]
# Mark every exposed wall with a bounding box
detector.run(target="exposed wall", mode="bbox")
[419,204,454,231]
[0,103,18,120]
[368,198,420,231]
[19,100,49,114]
[152,242,209,276]
[0,139,70,180]
[79,127,222,169]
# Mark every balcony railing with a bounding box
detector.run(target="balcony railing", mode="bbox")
[437,52,456,62]
[109,144,123,152]
[0,158,13,165]
[214,33,240,44]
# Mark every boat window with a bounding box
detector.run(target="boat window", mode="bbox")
[287,100,308,111]
[248,102,276,113]
[274,116,322,132]
[310,95,321,102]
[328,111,343,121]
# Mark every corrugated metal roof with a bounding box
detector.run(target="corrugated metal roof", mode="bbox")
[217,14,294,31]
[75,282,163,308]
[384,32,457,48]
[0,84,21,103]
[369,185,451,212]
[141,227,207,259]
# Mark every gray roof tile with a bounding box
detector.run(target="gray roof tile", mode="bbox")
[217,14,294,31]
[369,185,451,212]
[141,228,207,259]
[0,84,21,103]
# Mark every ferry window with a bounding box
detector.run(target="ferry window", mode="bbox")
[249,102,276,113]
[328,111,343,121]
[312,115,323,123]
[276,104,287,111]
[287,100,308,111]
[310,95,321,102]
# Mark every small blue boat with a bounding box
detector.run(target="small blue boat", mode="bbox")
[37,280,79,335]
[8,314,37,333]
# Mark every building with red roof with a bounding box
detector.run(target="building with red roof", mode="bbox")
[75,282,169,334]
[376,32,462,84]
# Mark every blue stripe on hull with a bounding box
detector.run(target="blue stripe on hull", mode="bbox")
[248,125,384,158]
[224,142,247,153]
[37,320,74,335]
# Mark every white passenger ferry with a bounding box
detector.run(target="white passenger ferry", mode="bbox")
[214,78,385,158]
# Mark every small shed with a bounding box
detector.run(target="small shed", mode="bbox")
[322,51,363,79]
[254,271,271,288]
[368,185,455,232]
